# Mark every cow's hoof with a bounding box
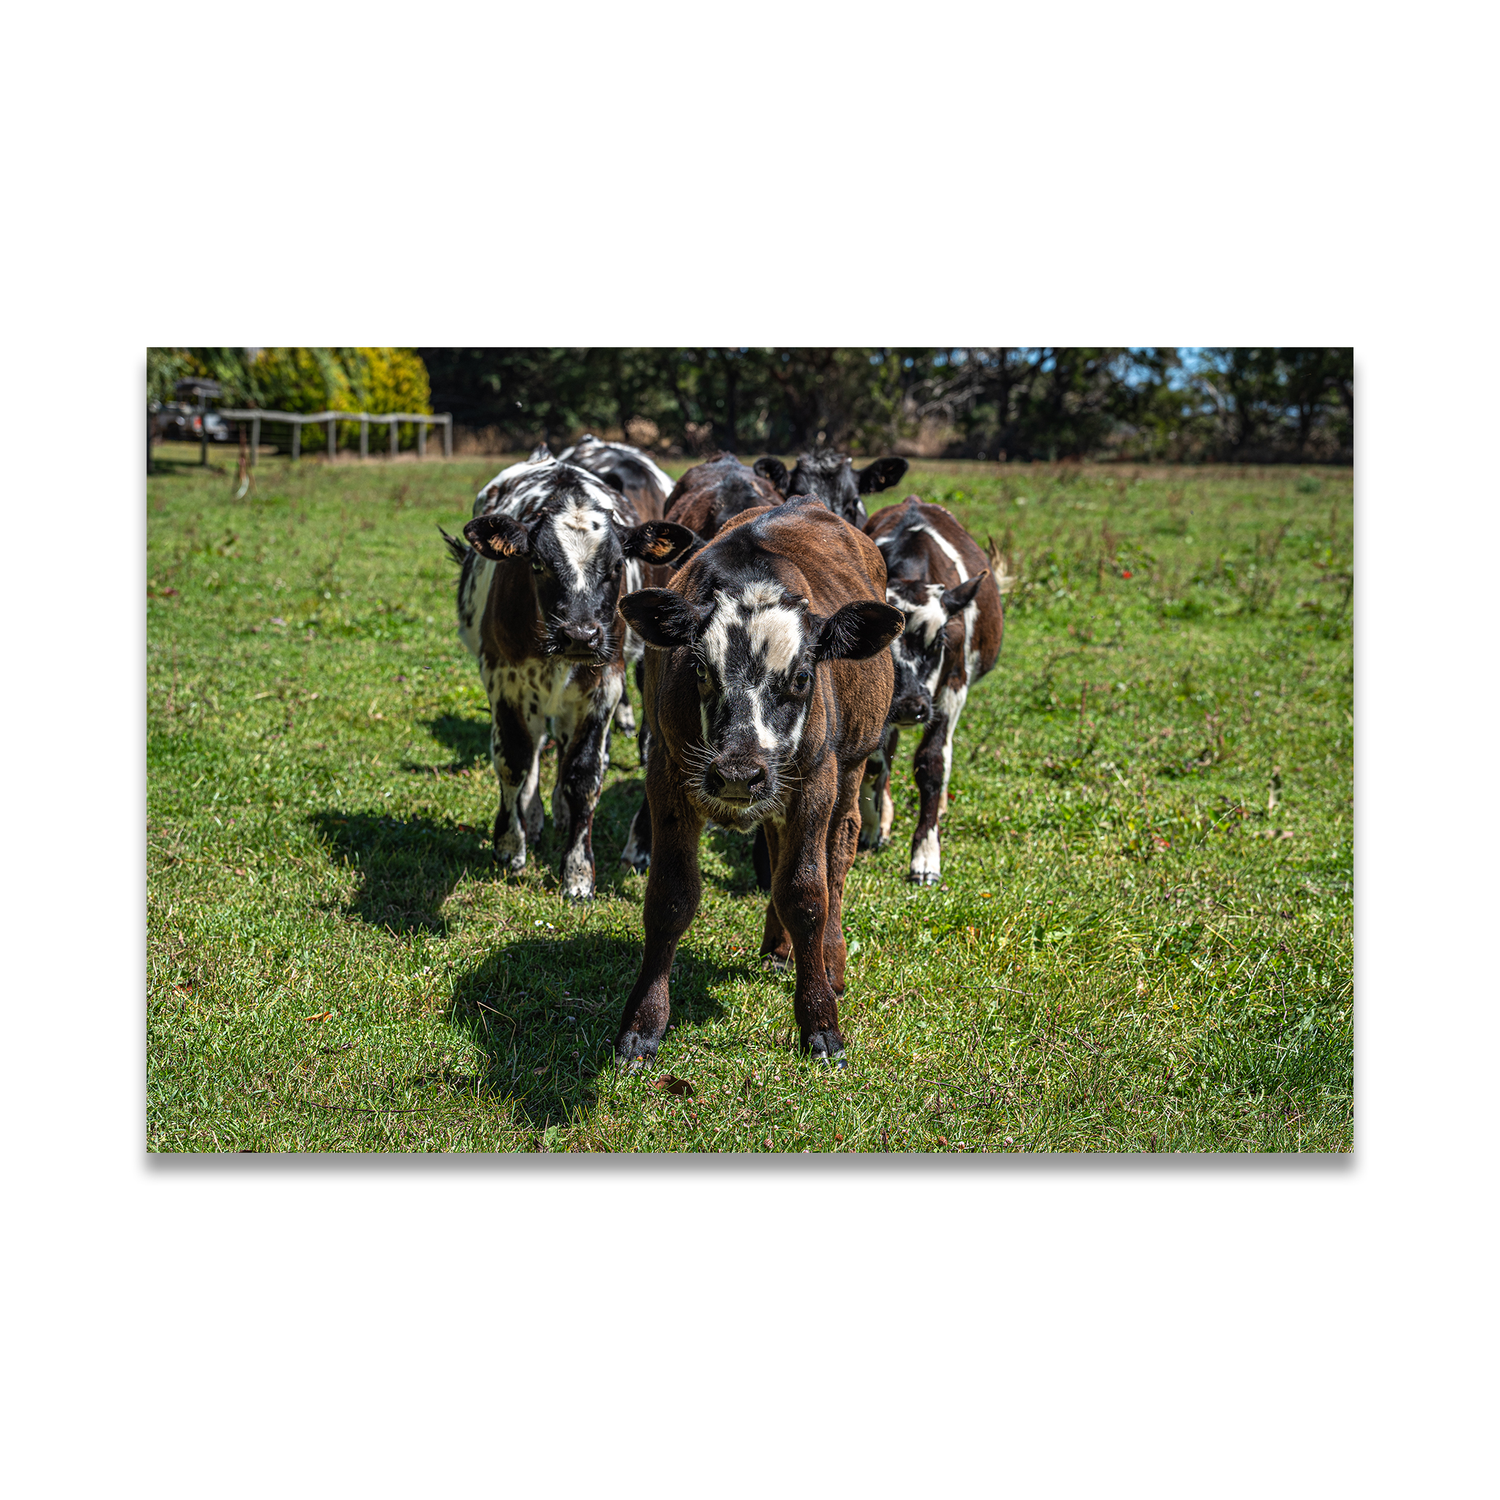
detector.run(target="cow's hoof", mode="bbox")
[906,869,941,886]
[803,1028,847,1066]
[619,845,650,874]
[615,1031,660,1068]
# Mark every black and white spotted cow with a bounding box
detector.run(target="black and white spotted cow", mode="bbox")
[443,455,695,898]
[860,498,1004,885]
[540,434,678,735]
[754,449,909,529]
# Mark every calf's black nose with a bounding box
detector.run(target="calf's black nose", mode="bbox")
[561,622,603,653]
[706,759,769,802]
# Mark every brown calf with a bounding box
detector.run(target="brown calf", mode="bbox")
[615,498,903,1063]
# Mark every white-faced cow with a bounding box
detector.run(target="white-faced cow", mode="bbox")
[541,434,677,734]
[615,497,903,1063]
[442,455,695,898]
[860,497,1004,885]
[754,449,909,529]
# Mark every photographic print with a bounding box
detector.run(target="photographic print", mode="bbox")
[146,348,1353,1153]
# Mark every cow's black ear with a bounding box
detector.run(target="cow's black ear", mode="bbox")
[754,456,789,494]
[599,469,627,494]
[941,570,988,616]
[618,588,710,648]
[622,521,699,568]
[812,600,905,661]
[857,456,909,494]
[464,513,530,560]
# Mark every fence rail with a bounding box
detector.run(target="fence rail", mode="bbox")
[218,408,453,463]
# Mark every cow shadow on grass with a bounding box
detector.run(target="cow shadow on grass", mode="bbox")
[308,811,490,933]
[441,934,735,1128]
[414,713,490,772]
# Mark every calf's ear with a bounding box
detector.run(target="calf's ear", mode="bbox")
[464,513,530,560]
[618,588,710,648]
[941,570,989,616]
[753,456,789,494]
[857,456,909,494]
[623,520,699,568]
[527,442,553,462]
[812,600,906,661]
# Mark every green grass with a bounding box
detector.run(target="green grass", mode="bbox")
[147,448,1352,1152]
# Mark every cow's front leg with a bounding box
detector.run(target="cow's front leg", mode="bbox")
[821,765,865,997]
[770,766,845,1060]
[908,715,948,885]
[489,696,536,874]
[615,755,705,1065]
[552,678,619,900]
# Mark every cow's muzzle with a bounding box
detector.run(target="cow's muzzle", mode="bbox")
[704,756,770,806]
[555,621,606,659]
[890,690,932,729]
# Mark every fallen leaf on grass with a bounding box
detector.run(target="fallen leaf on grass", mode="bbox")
[936,1136,948,1148]
[301,1012,333,1022]
[655,1074,696,1098]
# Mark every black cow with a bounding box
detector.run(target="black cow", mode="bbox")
[754,449,909,529]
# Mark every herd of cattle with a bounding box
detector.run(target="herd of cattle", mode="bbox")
[441,435,1004,1064]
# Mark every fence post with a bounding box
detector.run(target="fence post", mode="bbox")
[250,413,260,467]
[443,415,452,458]
[417,420,427,459]
[389,419,397,458]
[360,417,368,459]
[327,417,337,461]
[291,420,301,461]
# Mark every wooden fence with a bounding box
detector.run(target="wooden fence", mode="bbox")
[218,409,453,464]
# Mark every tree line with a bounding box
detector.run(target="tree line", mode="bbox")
[149,348,1352,463]
[418,348,1351,463]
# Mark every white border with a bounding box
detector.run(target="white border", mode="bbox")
[4,2,1496,1495]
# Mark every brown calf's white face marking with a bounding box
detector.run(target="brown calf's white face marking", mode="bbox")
[699,581,814,753]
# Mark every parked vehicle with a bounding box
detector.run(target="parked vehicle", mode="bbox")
[150,401,233,443]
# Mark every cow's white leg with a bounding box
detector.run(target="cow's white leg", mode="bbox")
[554,671,621,899]
[908,687,966,885]
[520,736,545,843]
[936,684,965,819]
[488,694,535,874]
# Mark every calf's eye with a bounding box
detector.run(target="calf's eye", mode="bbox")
[793,669,811,692]
[696,662,708,682]
[531,561,544,575]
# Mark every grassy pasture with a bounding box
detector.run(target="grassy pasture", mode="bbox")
[146,449,1352,1152]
